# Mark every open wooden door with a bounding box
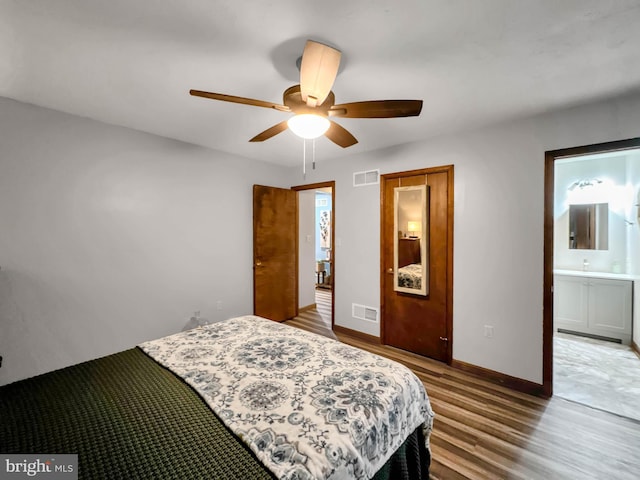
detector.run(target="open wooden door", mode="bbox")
[253,185,298,321]
[381,166,453,363]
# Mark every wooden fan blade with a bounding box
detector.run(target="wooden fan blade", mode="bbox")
[325,121,358,148]
[330,100,423,118]
[190,89,289,111]
[249,121,289,142]
[299,40,341,107]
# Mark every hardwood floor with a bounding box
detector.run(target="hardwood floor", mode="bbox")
[292,289,335,339]
[285,298,640,480]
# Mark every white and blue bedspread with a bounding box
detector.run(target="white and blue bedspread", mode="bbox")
[398,263,422,289]
[140,315,434,480]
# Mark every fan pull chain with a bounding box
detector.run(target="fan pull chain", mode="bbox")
[312,139,316,170]
[303,139,306,178]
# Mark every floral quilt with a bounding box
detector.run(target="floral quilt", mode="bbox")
[398,263,422,289]
[139,315,434,480]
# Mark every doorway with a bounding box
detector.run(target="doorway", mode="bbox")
[543,138,640,419]
[293,181,335,331]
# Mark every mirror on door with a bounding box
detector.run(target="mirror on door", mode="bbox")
[393,185,428,295]
[569,203,609,250]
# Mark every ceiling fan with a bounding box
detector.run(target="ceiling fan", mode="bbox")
[190,40,423,148]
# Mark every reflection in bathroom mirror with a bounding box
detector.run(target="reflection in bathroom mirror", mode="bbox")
[569,203,608,250]
[394,185,428,295]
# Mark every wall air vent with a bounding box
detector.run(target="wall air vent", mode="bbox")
[353,169,380,187]
[352,303,379,323]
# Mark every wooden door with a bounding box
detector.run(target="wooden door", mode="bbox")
[253,185,297,321]
[381,166,453,362]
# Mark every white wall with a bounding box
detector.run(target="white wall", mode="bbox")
[3,91,640,388]
[628,152,640,348]
[0,98,290,385]
[626,152,640,276]
[554,155,630,273]
[298,189,316,308]
[289,91,640,384]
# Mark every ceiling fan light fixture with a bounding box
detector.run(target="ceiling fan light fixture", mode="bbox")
[287,114,330,139]
[190,40,422,148]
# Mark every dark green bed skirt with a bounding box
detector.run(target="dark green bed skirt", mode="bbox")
[1,348,429,479]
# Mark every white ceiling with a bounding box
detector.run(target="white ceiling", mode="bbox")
[2,0,640,167]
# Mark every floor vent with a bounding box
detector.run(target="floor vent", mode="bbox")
[353,169,380,187]
[352,303,379,323]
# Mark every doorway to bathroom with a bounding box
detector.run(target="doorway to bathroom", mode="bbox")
[544,137,640,420]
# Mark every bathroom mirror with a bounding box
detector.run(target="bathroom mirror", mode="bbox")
[569,203,609,250]
[394,185,428,295]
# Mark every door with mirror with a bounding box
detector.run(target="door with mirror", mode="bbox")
[381,166,453,363]
[394,186,428,295]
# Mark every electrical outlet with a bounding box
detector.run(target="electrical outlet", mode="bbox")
[484,325,494,338]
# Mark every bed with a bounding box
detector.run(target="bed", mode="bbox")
[1,315,433,480]
[397,263,422,289]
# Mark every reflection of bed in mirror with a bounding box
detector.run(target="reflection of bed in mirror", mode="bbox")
[397,238,422,289]
[398,263,422,289]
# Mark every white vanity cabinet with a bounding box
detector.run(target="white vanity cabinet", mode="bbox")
[554,273,632,344]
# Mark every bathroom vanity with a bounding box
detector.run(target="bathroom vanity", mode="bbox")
[554,270,633,345]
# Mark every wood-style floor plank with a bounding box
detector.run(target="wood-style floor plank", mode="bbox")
[284,295,640,480]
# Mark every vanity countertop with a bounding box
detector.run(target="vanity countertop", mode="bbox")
[554,269,640,281]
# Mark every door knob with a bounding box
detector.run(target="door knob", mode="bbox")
[439,337,449,342]
[387,268,394,274]
[255,260,262,267]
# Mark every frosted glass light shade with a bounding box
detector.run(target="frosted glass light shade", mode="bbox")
[287,114,330,139]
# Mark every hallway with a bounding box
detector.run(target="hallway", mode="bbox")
[291,289,335,339]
